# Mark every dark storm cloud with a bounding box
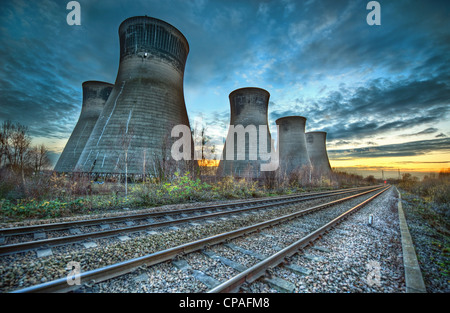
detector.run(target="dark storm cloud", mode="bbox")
[0,0,449,158]
[1,3,76,137]
[0,0,118,139]
[264,1,450,86]
[270,71,450,142]
[329,137,450,159]
[400,127,439,137]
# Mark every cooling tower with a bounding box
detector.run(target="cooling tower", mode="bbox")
[305,131,332,176]
[275,116,311,175]
[54,81,114,173]
[217,87,274,178]
[76,16,193,174]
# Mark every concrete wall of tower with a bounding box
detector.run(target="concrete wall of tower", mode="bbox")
[305,131,332,176]
[217,87,274,179]
[276,116,311,176]
[75,16,194,175]
[54,81,113,173]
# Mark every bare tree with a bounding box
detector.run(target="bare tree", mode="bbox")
[28,144,52,174]
[150,130,175,182]
[0,121,31,189]
[150,124,196,182]
[192,122,218,177]
[0,121,16,168]
[10,123,31,170]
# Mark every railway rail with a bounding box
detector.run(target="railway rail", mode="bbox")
[10,185,389,293]
[208,186,390,292]
[0,185,379,256]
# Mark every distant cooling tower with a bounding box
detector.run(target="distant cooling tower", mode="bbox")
[276,116,311,175]
[217,87,273,178]
[76,16,193,174]
[54,81,113,173]
[305,131,332,176]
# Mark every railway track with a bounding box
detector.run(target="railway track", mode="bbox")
[10,184,389,293]
[0,185,378,256]
[208,186,390,292]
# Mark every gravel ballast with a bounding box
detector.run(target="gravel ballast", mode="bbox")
[4,187,438,293]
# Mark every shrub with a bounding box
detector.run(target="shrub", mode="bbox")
[131,172,215,205]
[1,198,86,220]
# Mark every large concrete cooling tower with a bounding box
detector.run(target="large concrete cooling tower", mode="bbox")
[54,81,114,173]
[275,116,311,175]
[305,131,332,176]
[217,87,274,178]
[76,16,193,174]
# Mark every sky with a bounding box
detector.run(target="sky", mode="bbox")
[1,0,449,179]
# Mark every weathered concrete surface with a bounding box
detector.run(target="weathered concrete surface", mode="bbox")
[276,116,311,176]
[218,87,274,178]
[397,188,427,293]
[76,16,194,174]
[54,81,113,172]
[305,131,332,176]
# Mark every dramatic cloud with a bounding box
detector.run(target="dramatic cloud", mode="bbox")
[0,0,449,172]
[329,138,450,159]
[270,72,450,143]
[400,128,439,137]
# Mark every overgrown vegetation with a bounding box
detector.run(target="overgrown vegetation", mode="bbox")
[399,169,450,205]
[0,120,382,222]
[0,167,378,223]
[397,168,450,234]
[397,169,450,291]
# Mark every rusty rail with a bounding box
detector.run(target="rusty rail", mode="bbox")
[12,185,386,293]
